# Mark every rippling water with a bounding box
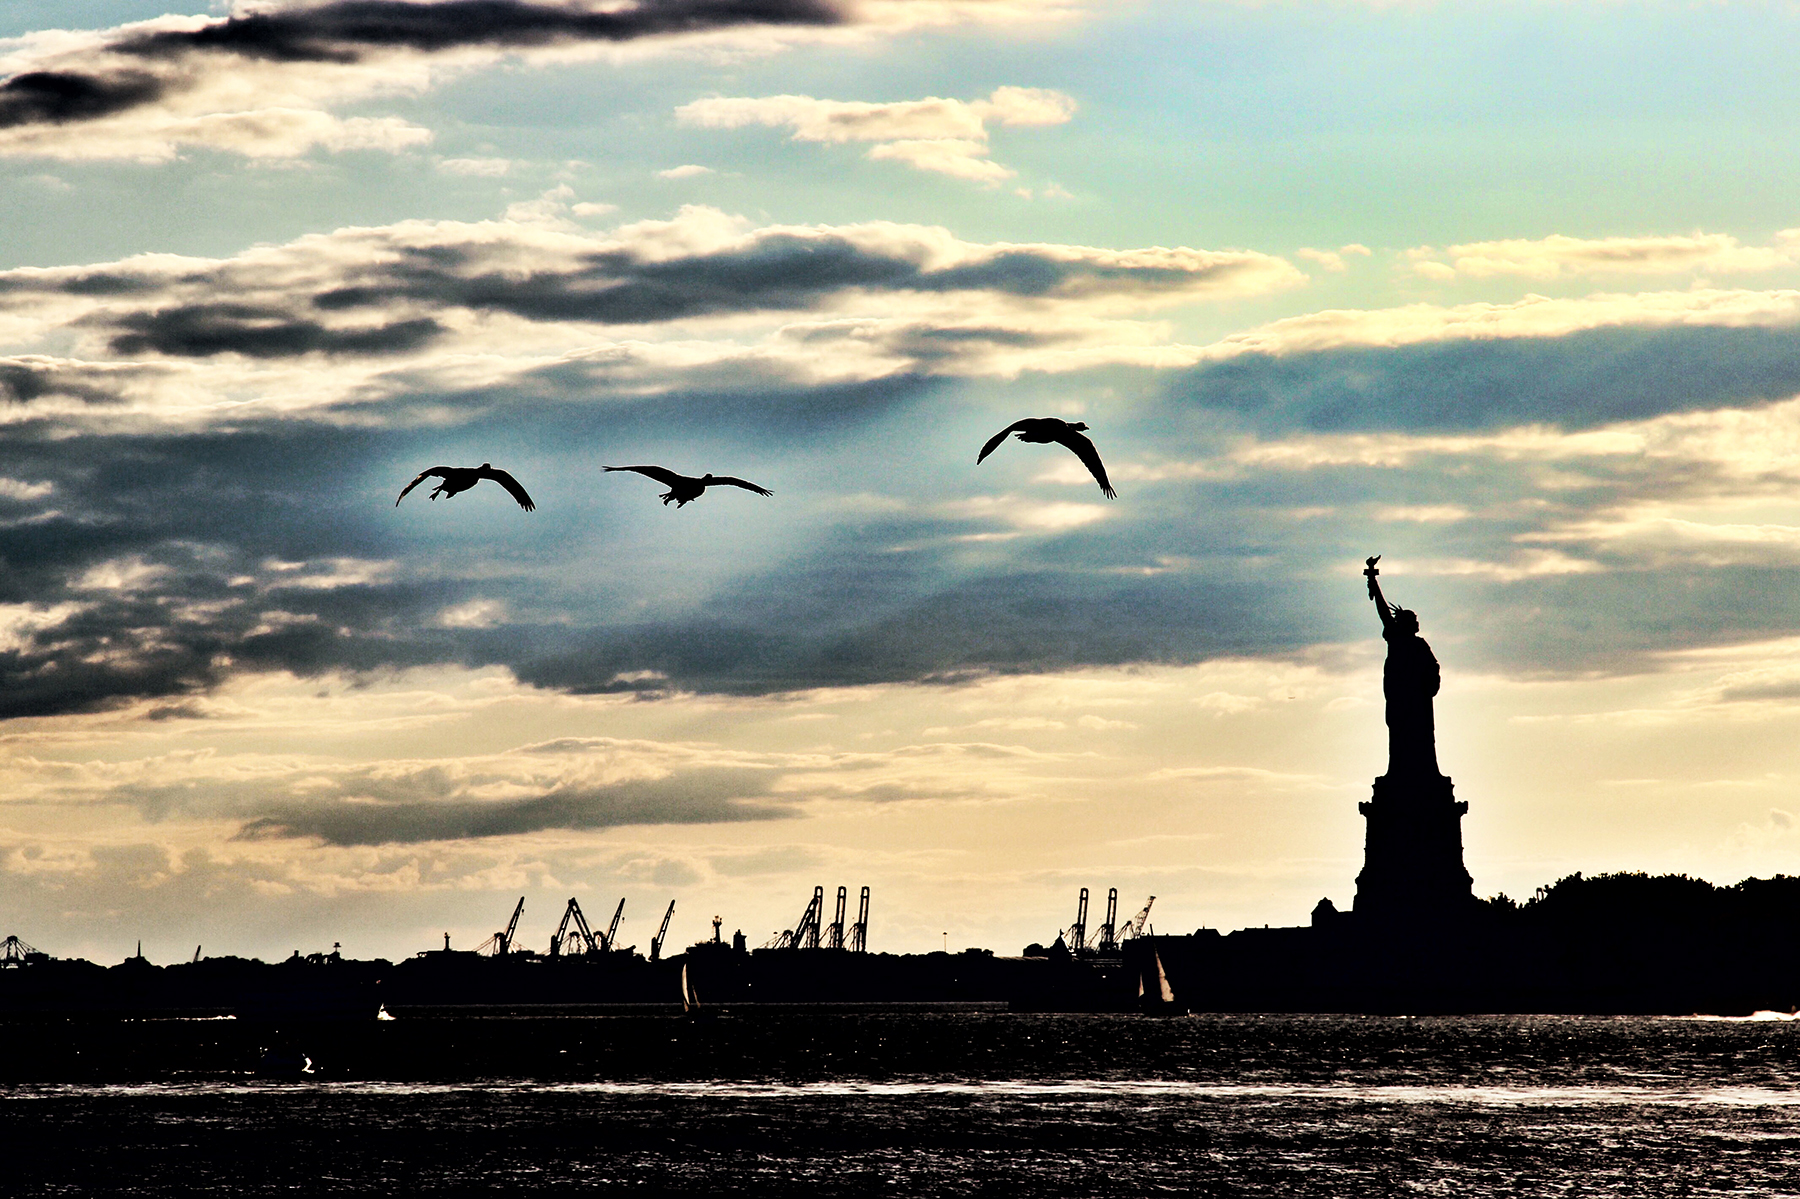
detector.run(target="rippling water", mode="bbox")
[10,1013,1800,1196]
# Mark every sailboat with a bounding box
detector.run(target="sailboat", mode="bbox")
[1138,950,1177,1013]
[681,961,719,1021]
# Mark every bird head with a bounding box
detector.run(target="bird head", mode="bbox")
[1070,421,1090,431]
[480,462,491,469]
[702,473,714,480]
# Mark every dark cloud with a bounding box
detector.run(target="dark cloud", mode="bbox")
[0,230,1275,368]
[924,250,1245,299]
[0,1,845,137]
[0,412,1343,717]
[11,342,1800,725]
[0,424,480,717]
[105,304,444,358]
[118,0,846,64]
[310,234,1236,329]
[231,768,789,845]
[0,69,165,129]
[0,358,139,407]
[1176,325,1800,435]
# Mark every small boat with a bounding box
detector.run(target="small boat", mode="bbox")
[681,962,720,1021]
[1138,950,1178,1013]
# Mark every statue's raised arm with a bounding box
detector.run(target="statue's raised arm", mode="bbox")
[1364,556,1395,631]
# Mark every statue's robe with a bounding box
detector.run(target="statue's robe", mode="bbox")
[1383,626,1441,778]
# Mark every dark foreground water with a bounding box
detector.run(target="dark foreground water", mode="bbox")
[9,1011,1800,1196]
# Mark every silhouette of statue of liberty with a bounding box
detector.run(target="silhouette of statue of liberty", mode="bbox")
[1364,556,1441,779]
[1352,556,1473,924]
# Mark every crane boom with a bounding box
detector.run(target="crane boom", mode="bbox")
[602,897,625,952]
[500,896,524,955]
[827,886,848,949]
[787,887,823,950]
[1129,895,1156,939]
[569,900,599,953]
[650,900,676,962]
[1070,887,1089,953]
[1098,887,1119,954]
[849,886,870,953]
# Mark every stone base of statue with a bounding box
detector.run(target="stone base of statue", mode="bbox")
[1353,771,1475,927]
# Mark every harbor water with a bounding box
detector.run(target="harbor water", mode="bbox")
[7,1011,1800,1195]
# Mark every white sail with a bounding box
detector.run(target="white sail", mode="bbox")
[1153,951,1174,1004]
[681,961,697,1011]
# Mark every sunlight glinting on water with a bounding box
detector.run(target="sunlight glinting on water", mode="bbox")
[26,1078,1800,1107]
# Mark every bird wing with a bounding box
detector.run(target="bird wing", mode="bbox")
[479,465,536,512]
[396,468,449,506]
[605,465,684,487]
[977,419,1032,463]
[1056,429,1117,499]
[709,476,773,497]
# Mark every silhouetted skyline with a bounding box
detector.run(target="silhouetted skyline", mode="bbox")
[8,1,1800,962]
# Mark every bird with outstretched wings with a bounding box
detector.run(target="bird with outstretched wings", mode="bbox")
[604,465,773,508]
[396,463,535,511]
[977,417,1116,499]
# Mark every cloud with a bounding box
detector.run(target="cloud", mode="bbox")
[4,208,1291,342]
[0,205,1300,434]
[105,305,446,358]
[1201,287,1800,360]
[233,766,788,845]
[9,722,1054,846]
[437,156,512,176]
[17,210,1800,716]
[1409,230,1800,280]
[677,85,1075,182]
[1177,322,1800,436]
[658,163,714,178]
[1296,244,1370,273]
[0,0,852,160]
[0,1,1096,162]
[866,137,1011,182]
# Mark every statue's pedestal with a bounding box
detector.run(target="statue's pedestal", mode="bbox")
[1353,772,1475,927]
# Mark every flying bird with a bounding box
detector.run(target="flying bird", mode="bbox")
[604,465,773,508]
[977,417,1116,499]
[395,463,535,511]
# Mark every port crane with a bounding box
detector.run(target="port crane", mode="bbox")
[548,897,600,956]
[601,898,625,952]
[826,886,847,950]
[796,886,823,949]
[478,896,525,956]
[1,935,39,967]
[768,886,824,949]
[649,900,676,962]
[849,886,870,953]
[1053,889,1152,953]
[1067,887,1090,953]
[767,885,870,949]
[1096,887,1120,954]
[1125,895,1155,940]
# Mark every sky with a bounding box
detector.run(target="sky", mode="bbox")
[9,0,1800,965]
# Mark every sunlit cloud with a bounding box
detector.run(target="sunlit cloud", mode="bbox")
[677,85,1075,182]
[1409,230,1800,280]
